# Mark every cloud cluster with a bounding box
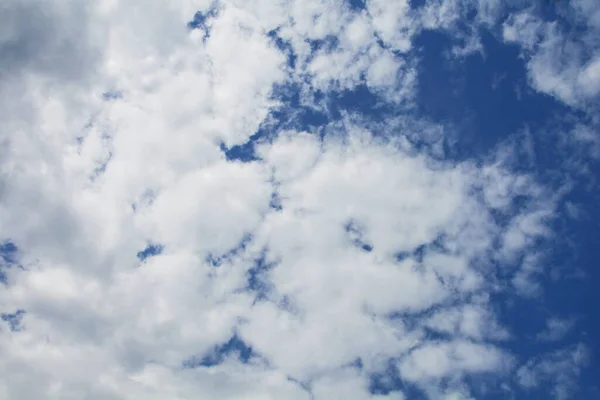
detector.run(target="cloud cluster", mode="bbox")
[0,0,594,399]
[502,0,600,109]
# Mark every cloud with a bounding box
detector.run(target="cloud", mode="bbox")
[536,317,576,342]
[0,0,594,399]
[0,0,103,84]
[502,2,600,109]
[422,303,510,341]
[516,344,589,400]
[399,340,512,382]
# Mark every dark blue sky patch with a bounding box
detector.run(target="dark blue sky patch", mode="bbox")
[503,343,594,400]
[326,84,392,123]
[411,244,427,263]
[1,309,25,332]
[245,250,277,302]
[535,0,592,38]
[269,82,329,132]
[368,360,423,398]
[205,234,253,267]
[187,10,215,30]
[395,235,449,264]
[137,243,164,261]
[182,334,255,368]
[223,82,328,162]
[395,251,412,263]
[0,241,19,284]
[268,30,297,70]
[488,289,576,361]
[386,295,475,334]
[288,104,330,132]
[220,138,259,163]
[408,0,427,9]
[344,220,373,252]
[467,385,515,400]
[373,116,449,158]
[412,28,571,162]
[187,6,219,40]
[522,195,600,386]
[0,241,18,264]
[346,0,366,12]
[421,327,454,342]
[360,243,373,252]
[439,374,509,400]
[305,36,340,63]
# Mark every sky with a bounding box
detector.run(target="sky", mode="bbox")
[0,0,599,399]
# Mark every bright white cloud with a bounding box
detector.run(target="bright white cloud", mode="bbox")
[398,340,511,382]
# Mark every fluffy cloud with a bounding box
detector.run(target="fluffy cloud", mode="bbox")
[502,1,600,109]
[0,0,594,399]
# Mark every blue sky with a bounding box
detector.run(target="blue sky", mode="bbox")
[0,0,599,399]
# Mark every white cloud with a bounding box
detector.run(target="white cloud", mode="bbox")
[398,340,512,382]
[366,50,401,88]
[367,0,415,52]
[502,4,600,109]
[423,303,510,341]
[0,1,590,399]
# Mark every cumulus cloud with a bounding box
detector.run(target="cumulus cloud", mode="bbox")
[0,0,594,399]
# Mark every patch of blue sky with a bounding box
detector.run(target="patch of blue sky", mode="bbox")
[0,241,17,264]
[369,360,423,399]
[220,134,260,162]
[344,219,374,252]
[186,5,219,40]
[136,243,164,261]
[182,334,256,368]
[1,309,25,332]
[0,241,18,284]
[244,250,276,302]
[413,28,572,161]
[346,0,367,12]
[205,234,253,267]
[267,29,297,70]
